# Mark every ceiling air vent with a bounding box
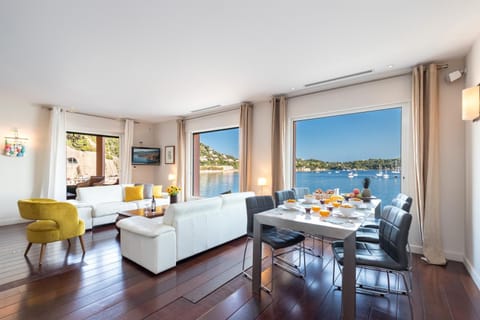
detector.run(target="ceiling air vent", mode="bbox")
[304,69,374,87]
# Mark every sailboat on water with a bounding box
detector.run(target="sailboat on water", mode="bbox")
[376,165,383,177]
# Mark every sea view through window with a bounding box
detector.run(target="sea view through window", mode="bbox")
[193,128,239,197]
[193,107,402,201]
[294,107,402,202]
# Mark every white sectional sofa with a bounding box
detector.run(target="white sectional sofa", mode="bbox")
[116,191,255,274]
[68,184,169,229]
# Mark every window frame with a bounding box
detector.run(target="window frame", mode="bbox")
[191,127,240,197]
[287,103,411,195]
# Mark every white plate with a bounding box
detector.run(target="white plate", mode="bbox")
[333,211,361,219]
[279,204,302,211]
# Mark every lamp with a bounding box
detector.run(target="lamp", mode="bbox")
[4,129,28,157]
[462,85,480,121]
[168,173,176,182]
[257,177,267,195]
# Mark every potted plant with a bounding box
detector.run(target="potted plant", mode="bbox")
[167,185,181,204]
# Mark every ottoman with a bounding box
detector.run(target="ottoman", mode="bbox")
[116,216,176,274]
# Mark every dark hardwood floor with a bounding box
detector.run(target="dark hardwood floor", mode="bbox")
[0,223,479,319]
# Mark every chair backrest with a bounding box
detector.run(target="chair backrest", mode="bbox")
[17,199,84,239]
[274,190,296,207]
[245,196,275,237]
[391,193,413,213]
[292,187,310,200]
[378,205,412,269]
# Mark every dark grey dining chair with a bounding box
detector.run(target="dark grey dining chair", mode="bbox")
[273,190,296,208]
[331,205,414,318]
[242,195,306,293]
[292,187,310,200]
[357,193,413,243]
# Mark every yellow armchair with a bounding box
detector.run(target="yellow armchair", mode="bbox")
[17,198,86,265]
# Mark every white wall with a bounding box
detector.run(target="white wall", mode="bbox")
[465,34,480,287]
[154,120,177,188]
[0,95,49,225]
[131,122,158,184]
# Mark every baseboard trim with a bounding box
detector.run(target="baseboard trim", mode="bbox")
[409,244,464,262]
[0,218,26,226]
[464,257,480,290]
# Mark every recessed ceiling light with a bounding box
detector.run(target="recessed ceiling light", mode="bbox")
[291,87,296,91]
[387,65,394,69]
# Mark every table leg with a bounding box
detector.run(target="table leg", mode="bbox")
[342,232,356,320]
[252,218,262,297]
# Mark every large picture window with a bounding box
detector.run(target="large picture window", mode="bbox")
[294,107,402,201]
[192,128,239,197]
[66,132,120,186]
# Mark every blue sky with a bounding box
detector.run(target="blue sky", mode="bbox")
[199,107,401,161]
[200,128,239,157]
[296,107,401,161]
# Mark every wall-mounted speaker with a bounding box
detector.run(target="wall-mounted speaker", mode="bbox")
[448,70,463,82]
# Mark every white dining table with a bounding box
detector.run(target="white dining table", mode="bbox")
[252,203,377,320]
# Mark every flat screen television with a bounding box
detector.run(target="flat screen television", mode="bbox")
[131,146,161,165]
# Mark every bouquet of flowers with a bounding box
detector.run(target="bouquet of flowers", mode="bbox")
[166,185,181,196]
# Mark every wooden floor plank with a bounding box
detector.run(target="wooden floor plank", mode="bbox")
[1,223,480,320]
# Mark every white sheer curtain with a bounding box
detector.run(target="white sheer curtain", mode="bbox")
[42,107,66,200]
[177,119,186,202]
[120,119,134,184]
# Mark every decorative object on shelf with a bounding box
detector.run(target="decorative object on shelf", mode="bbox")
[167,185,181,204]
[462,84,480,121]
[165,145,175,164]
[4,129,28,157]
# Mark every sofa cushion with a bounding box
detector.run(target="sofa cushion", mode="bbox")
[77,184,123,204]
[143,184,153,199]
[117,216,174,237]
[153,185,163,198]
[92,201,137,217]
[125,185,144,202]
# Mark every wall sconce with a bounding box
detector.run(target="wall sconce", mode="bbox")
[4,129,28,157]
[462,85,480,121]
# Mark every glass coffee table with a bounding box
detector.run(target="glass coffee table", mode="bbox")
[116,205,168,231]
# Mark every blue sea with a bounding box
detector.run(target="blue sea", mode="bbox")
[200,170,401,202]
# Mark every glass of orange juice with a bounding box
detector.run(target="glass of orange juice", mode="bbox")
[319,209,330,217]
[311,205,321,214]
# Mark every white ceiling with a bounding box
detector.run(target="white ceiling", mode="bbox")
[1,1,479,122]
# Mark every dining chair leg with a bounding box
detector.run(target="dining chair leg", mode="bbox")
[39,243,46,265]
[24,242,32,256]
[67,238,71,246]
[79,235,86,254]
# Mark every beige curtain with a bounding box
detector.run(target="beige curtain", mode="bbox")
[412,64,446,265]
[271,95,287,194]
[177,119,186,202]
[239,102,253,192]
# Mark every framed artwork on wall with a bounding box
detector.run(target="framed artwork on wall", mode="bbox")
[165,146,175,164]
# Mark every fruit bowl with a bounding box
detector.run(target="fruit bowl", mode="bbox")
[339,204,355,217]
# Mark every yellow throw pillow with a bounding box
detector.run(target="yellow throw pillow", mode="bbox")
[153,185,163,198]
[125,185,144,202]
